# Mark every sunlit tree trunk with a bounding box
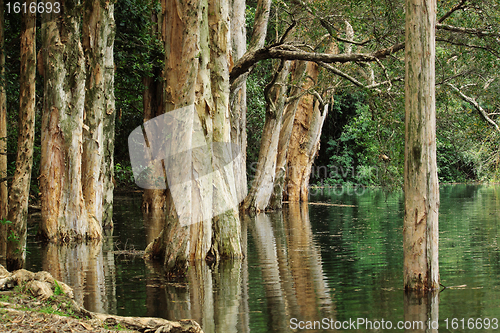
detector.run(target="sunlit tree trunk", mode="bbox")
[229,0,247,202]
[268,60,308,210]
[242,61,291,213]
[0,0,8,264]
[230,0,271,204]
[82,0,116,230]
[145,0,242,272]
[403,0,439,291]
[39,0,101,242]
[285,62,327,202]
[6,3,36,270]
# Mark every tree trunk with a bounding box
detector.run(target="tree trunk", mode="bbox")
[229,0,248,204]
[6,3,36,270]
[268,60,308,210]
[144,0,242,273]
[0,0,8,264]
[403,0,439,291]
[39,0,102,242]
[229,0,272,205]
[82,0,116,230]
[241,61,291,213]
[285,62,327,202]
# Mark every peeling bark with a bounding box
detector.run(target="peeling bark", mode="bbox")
[6,3,36,270]
[82,0,116,229]
[0,0,8,264]
[242,61,291,213]
[285,62,327,202]
[40,0,102,242]
[268,60,308,210]
[145,0,242,273]
[403,0,439,291]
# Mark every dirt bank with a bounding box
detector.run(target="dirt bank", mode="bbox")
[0,265,203,333]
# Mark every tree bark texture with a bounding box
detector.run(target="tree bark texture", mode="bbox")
[39,0,102,242]
[6,4,36,270]
[229,0,272,204]
[145,0,242,273]
[82,0,116,230]
[229,0,248,205]
[242,61,291,213]
[403,0,439,291]
[285,62,327,202]
[268,60,308,210]
[0,0,8,263]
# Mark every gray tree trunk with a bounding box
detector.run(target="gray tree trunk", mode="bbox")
[403,0,439,291]
[242,61,291,213]
[82,0,116,230]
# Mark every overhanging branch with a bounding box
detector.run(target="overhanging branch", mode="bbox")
[447,83,500,133]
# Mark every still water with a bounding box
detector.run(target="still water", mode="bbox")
[25,184,500,332]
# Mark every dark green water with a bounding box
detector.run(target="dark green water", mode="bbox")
[25,184,500,332]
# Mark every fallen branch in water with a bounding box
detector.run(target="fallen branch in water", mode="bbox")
[283,201,356,207]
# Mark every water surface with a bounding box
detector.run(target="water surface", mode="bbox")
[25,184,500,332]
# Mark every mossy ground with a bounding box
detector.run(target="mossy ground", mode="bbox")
[0,288,134,333]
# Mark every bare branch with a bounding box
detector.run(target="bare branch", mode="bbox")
[230,42,404,83]
[438,0,467,23]
[447,83,500,133]
[437,23,500,38]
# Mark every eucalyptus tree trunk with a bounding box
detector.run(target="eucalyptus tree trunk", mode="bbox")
[0,0,7,262]
[268,60,308,210]
[229,0,248,203]
[403,0,439,291]
[145,0,242,273]
[285,62,327,202]
[241,61,291,213]
[229,0,272,203]
[39,0,101,242]
[6,4,36,270]
[82,0,116,229]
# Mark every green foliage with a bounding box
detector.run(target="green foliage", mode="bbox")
[53,280,64,296]
[0,218,12,225]
[114,163,135,186]
[246,60,274,177]
[114,0,164,166]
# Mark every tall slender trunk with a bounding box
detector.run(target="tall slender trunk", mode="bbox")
[285,62,327,203]
[229,0,271,204]
[82,0,116,230]
[268,60,308,209]
[145,0,242,273]
[6,3,36,270]
[403,0,439,291]
[0,0,8,263]
[242,61,291,213]
[229,0,248,204]
[39,0,101,242]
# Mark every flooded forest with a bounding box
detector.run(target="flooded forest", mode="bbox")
[1,0,500,332]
